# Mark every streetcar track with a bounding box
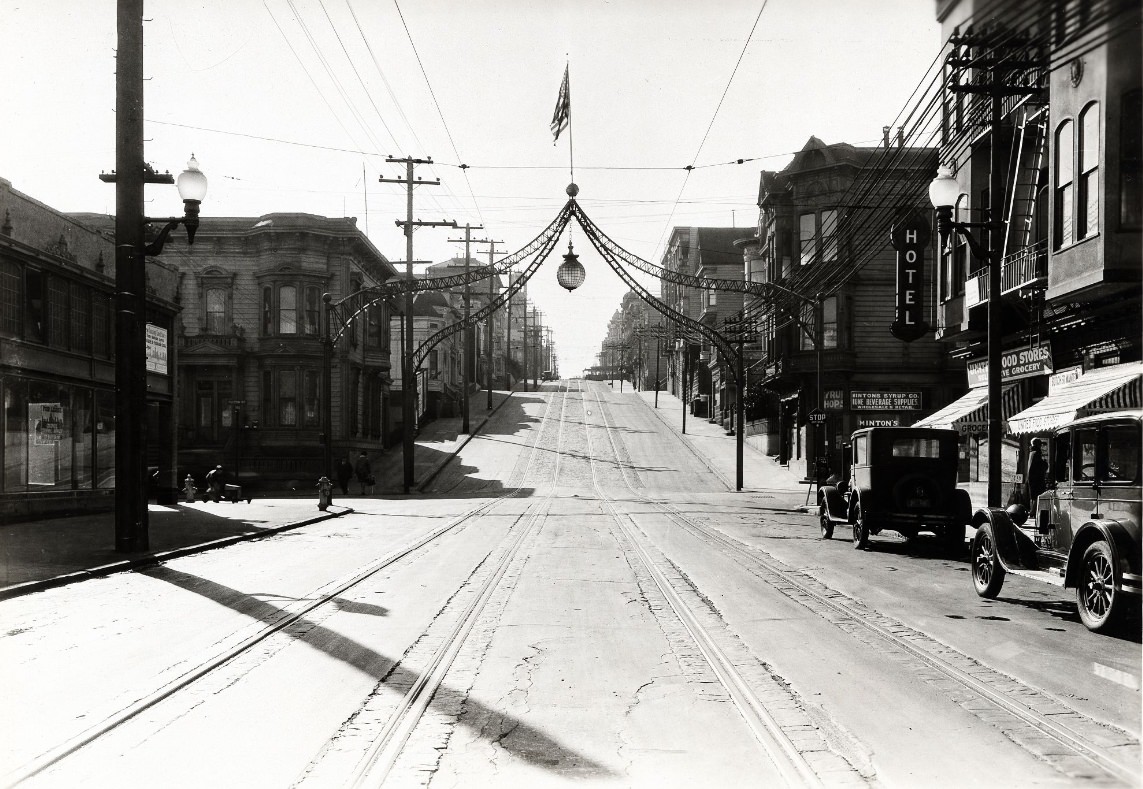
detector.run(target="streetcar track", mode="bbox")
[300,381,576,787]
[599,387,1140,786]
[4,389,568,789]
[583,385,846,788]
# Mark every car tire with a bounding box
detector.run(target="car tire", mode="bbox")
[819,505,834,540]
[852,501,869,550]
[1076,541,1124,633]
[971,523,1005,598]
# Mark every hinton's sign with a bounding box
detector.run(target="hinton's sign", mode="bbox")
[890,215,930,342]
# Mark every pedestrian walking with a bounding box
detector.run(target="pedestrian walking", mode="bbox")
[336,456,354,496]
[204,464,226,503]
[354,450,374,495]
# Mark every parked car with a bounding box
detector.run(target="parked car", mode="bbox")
[818,426,971,554]
[970,410,1141,633]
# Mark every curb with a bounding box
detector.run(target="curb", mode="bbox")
[0,506,354,601]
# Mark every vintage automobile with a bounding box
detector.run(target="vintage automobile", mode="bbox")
[970,410,1142,634]
[818,426,971,554]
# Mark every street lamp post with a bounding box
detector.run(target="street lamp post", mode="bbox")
[930,164,1004,507]
[105,0,207,552]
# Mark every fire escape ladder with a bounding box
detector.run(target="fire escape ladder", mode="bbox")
[1002,104,1047,264]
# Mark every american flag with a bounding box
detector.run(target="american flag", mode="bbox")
[551,66,570,143]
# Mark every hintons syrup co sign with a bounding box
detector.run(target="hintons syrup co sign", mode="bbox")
[890,214,930,342]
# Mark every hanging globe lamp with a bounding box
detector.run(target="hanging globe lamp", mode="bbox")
[556,240,585,291]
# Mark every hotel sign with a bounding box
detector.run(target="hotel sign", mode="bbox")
[890,214,930,342]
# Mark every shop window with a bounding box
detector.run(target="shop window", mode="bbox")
[95,388,115,488]
[74,387,93,489]
[1055,119,1075,247]
[27,381,70,489]
[0,259,20,336]
[4,378,28,493]
[1121,89,1141,229]
[1078,102,1099,239]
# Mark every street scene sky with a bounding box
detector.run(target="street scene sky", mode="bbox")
[3,1,940,375]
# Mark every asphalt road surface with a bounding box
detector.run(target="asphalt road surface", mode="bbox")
[2,381,1139,789]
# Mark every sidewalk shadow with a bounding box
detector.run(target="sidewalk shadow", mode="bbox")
[146,565,614,778]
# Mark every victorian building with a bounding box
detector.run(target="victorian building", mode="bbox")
[163,213,398,489]
[745,137,949,479]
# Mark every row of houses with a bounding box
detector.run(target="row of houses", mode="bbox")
[608,0,1140,505]
[0,179,551,521]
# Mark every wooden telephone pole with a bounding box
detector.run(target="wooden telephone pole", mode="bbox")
[379,157,455,493]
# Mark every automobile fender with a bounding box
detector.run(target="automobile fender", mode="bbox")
[953,488,972,525]
[972,507,1039,571]
[818,485,848,522]
[1062,520,1140,591]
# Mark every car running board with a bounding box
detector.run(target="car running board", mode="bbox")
[1004,566,1066,588]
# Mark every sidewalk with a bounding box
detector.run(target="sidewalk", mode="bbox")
[0,384,809,600]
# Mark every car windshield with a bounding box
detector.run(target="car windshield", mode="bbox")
[889,437,943,459]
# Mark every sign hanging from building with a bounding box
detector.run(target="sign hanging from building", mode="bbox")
[851,391,922,411]
[145,323,168,375]
[967,342,1053,388]
[889,214,930,342]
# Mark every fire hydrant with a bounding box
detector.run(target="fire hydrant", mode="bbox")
[183,474,198,503]
[317,476,333,511]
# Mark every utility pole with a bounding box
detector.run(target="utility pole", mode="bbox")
[447,224,483,435]
[477,240,504,410]
[379,157,455,494]
[522,301,529,392]
[505,272,514,391]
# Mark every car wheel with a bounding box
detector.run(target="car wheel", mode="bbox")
[819,505,834,540]
[1077,541,1124,633]
[852,502,869,550]
[971,523,1005,598]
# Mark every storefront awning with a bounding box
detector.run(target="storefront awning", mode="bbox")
[912,385,1023,434]
[1006,362,1143,435]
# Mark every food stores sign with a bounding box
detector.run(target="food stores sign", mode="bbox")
[967,343,1053,388]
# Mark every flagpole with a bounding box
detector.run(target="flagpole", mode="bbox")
[567,61,574,184]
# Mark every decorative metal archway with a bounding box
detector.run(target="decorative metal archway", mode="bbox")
[320,194,787,490]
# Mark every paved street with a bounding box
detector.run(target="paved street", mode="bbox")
[1,381,1138,789]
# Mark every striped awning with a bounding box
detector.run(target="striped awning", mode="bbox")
[1006,362,1143,435]
[913,385,1023,434]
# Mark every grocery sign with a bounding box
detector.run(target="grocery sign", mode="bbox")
[967,343,1053,388]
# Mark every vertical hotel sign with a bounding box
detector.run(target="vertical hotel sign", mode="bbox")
[890,214,930,342]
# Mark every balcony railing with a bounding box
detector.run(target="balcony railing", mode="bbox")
[1001,239,1048,294]
[962,240,1048,308]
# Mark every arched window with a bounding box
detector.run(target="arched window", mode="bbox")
[205,288,227,334]
[1054,119,1074,247]
[1078,102,1100,239]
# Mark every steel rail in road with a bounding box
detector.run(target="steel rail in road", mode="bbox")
[613,390,1141,788]
[4,394,567,789]
[582,385,833,789]
[346,382,576,787]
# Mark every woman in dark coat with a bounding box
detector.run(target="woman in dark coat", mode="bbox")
[354,450,373,494]
[336,456,354,495]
